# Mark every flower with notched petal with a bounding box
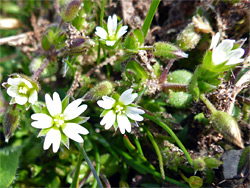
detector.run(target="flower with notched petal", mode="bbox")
[95,14,128,46]
[97,89,145,134]
[31,92,89,153]
[2,74,39,109]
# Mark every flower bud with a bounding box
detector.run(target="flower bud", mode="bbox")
[193,158,206,172]
[176,23,201,51]
[204,157,222,169]
[211,111,244,148]
[82,81,113,100]
[3,105,20,142]
[60,0,82,22]
[188,176,203,188]
[66,37,95,55]
[153,42,188,59]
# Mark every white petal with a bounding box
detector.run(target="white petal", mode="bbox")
[117,26,128,38]
[226,58,244,65]
[15,95,28,105]
[21,78,33,88]
[119,89,138,105]
[112,14,117,34]
[215,39,235,54]
[227,48,245,60]
[7,85,19,97]
[106,40,116,46]
[63,123,88,143]
[45,92,62,117]
[28,90,38,104]
[97,96,115,109]
[100,110,116,130]
[95,26,107,39]
[126,113,144,121]
[126,106,145,121]
[7,78,18,86]
[43,128,61,153]
[107,15,113,35]
[31,113,52,129]
[117,114,131,134]
[63,99,87,120]
[209,32,220,49]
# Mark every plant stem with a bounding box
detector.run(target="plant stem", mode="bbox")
[200,94,217,114]
[139,46,153,51]
[31,58,50,80]
[75,142,103,188]
[143,113,193,166]
[161,83,188,92]
[134,136,144,156]
[92,144,101,188]
[146,129,165,179]
[70,151,83,188]
[141,0,161,39]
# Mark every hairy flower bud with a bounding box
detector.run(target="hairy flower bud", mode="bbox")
[83,81,113,100]
[211,111,244,148]
[3,105,20,142]
[176,23,201,51]
[153,42,188,59]
[66,37,95,55]
[60,0,82,22]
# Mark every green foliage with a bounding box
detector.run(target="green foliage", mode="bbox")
[0,146,22,187]
[125,60,148,84]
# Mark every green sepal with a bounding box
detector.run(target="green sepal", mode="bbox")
[61,132,69,149]
[112,93,120,102]
[38,127,51,137]
[204,157,222,169]
[202,50,240,73]
[125,60,148,83]
[113,120,118,129]
[62,96,69,112]
[69,116,90,124]
[100,109,110,117]
[202,50,212,70]
[31,101,46,114]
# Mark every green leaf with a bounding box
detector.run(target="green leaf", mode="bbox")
[124,31,140,53]
[125,60,148,83]
[141,0,161,39]
[0,146,22,187]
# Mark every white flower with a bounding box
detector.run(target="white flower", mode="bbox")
[210,32,245,66]
[2,74,39,107]
[95,14,128,46]
[31,92,89,153]
[97,89,145,134]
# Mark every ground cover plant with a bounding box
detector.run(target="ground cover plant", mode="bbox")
[0,0,249,187]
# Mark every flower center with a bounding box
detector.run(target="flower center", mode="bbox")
[53,114,65,128]
[115,105,125,115]
[19,86,28,94]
